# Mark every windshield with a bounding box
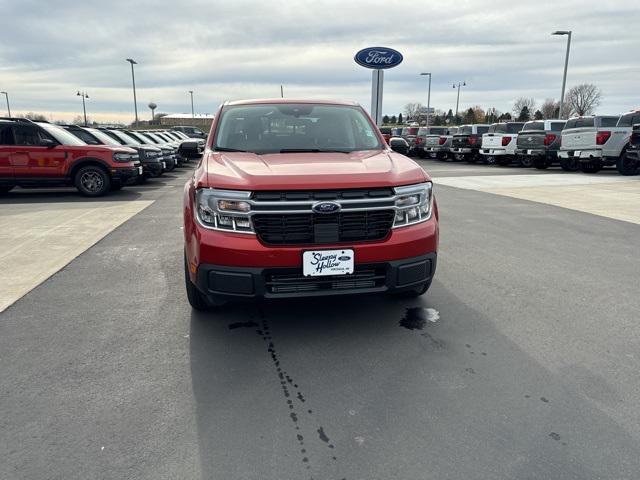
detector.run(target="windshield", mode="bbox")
[214,103,383,154]
[125,131,151,144]
[141,132,164,144]
[523,121,545,131]
[85,128,121,146]
[108,130,141,145]
[37,123,86,146]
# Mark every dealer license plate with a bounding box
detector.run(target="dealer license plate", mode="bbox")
[303,249,354,277]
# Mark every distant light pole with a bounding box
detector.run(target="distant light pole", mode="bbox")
[552,30,572,119]
[0,91,10,117]
[126,58,139,126]
[76,91,89,126]
[188,90,194,119]
[280,85,284,98]
[453,81,466,122]
[420,72,432,128]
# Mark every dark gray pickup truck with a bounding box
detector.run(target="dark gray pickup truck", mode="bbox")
[515,120,566,169]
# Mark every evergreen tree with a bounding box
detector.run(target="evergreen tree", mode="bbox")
[382,115,390,124]
[534,110,543,120]
[398,113,403,124]
[517,106,531,122]
[390,115,397,124]
[463,108,475,124]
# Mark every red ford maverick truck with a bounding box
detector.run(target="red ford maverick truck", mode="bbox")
[183,99,439,308]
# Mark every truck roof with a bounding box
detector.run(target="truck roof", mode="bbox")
[223,98,359,107]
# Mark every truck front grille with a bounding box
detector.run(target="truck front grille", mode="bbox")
[252,210,395,245]
[266,267,386,294]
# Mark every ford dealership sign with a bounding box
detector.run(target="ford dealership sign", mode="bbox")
[354,47,403,69]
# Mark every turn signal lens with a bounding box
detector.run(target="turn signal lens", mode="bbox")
[218,199,250,212]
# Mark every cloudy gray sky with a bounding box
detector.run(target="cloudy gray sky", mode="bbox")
[1,0,638,123]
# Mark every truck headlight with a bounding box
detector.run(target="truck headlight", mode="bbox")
[113,152,139,163]
[195,188,254,233]
[392,182,433,227]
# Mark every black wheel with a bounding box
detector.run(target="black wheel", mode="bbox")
[428,152,438,159]
[617,152,638,176]
[560,157,580,172]
[74,165,111,197]
[533,156,548,169]
[0,185,14,194]
[453,153,464,162]
[518,155,533,168]
[184,252,210,311]
[393,280,432,298]
[485,155,496,165]
[579,161,602,174]
[417,150,426,159]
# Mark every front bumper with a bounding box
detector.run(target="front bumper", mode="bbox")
[194,253,437,300]
[111,164,143,184]
[143,160,163,177]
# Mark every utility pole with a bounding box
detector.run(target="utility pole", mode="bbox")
[126,58,139,126]
[189,90,194,119]
[0,91,10,117]
[76,91,89,126]
[453,81,466,123]
[280,85,284,98]
[420,73,432,128]
[552,31,572,119]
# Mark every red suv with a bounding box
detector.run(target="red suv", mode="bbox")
[0,118,142,196]
[183,99,439,309]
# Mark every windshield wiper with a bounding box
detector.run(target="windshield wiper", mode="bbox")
[214,147,248,153]
[279,148,351,153]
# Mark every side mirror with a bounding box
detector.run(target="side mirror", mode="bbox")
[178,140,204,159]
[389,141,408,154]
[39,138,56,148]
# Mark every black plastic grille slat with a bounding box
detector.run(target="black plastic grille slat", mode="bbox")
[252,211,394,245]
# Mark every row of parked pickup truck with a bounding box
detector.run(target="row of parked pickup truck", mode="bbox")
[382,109,640,176]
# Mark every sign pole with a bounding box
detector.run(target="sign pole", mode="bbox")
[370,69,384,126]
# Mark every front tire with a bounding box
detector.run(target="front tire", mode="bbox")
[617,152,638,176]
[184,252,210,311]
[393,280,432,298]
[74,165,111,197]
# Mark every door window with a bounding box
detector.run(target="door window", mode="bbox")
[13,126,53,146]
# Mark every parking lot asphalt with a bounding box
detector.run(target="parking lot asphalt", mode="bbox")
[2,162,640,479]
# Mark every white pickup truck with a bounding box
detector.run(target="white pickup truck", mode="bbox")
[479,122,525,166]
[558,112,639,173]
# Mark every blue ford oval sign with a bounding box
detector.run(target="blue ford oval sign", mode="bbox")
[354,47,403,69]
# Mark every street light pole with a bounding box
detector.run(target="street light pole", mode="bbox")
[188,90,194,119]
[126,58,139,127]
[420,73,431,128]
[453,81,466,123]
[0,91,10,117]
[76,91,89,126]
[552,31,572,119]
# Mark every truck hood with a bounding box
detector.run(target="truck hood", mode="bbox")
[203,149,428,190]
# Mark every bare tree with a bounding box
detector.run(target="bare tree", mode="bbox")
[541,99,559,119]
[23,112,48,121]
[403,103,423,121]
[564,83,602,117]
[512,97,536,117]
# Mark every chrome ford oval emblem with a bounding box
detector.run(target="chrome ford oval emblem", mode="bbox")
[312,201,341,214]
